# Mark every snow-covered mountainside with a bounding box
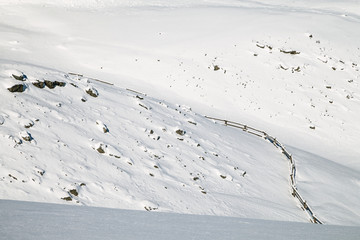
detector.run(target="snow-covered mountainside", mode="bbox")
[0,62,305,222]
[1,0,359,227]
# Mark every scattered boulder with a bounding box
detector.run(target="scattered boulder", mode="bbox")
[176,129,186,136]
[7,84,26,93]
[19,131,32,141]
[69,189,79,197]
[292,66,301,73]
[0,115,4,125]
[144,206,158,211]
[44,80,66,89]
[24,120,34,128]
[86,87,99,97]
[32,81,45,89]
[97,146,105,153]
[55,81,66,87]
[95,143,106,154]
[12,73,27,81]
[96,120,109,133]
[61,197,72,201]
[214,65,220,71]
[44,80,56,89]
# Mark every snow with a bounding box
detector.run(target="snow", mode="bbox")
[1,199,360,240]
[0,0,360,233]
[0,63,304,222]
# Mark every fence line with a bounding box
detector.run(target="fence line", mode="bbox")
[68,72,114,85]
[205,116,322,224]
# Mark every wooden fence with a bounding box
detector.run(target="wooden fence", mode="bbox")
[205,116,323,224]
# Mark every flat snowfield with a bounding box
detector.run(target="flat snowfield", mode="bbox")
[0,0,359,231]
[1,200,360,240]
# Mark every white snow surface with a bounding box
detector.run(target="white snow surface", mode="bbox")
[1,199,360,240]
[0,0,360,228]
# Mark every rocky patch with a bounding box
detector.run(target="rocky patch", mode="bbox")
[8,84,26,93]
[176,129,186,136]
[96,120,109,133]
[12,73,27,81]
[32,81,45,89]
[44,80,66,89]
[85,86,99,97]
[19,131,32,142]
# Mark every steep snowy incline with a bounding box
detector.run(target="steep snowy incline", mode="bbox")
[0,62,305,222]
[0,0,359,170]
[0,0,360,226]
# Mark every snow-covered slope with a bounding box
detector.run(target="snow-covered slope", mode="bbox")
[0,62,304,222]
[1,0,359,226]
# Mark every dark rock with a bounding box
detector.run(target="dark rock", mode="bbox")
[24,122,34,128]
[97,145,105,154]
[21,132,32,141]
[55,81,66,87]
[86,88,99,97]
[61,197,72,201]
[32,81,45,88]
[214,65,220,71]
[44,80,56,89]
[8,84,26,93]
[176,129,186,136]
[12,74,27,81]
[44,80,66,89]
[69,189,78,197]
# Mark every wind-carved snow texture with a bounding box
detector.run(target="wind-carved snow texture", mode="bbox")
[0,63,306,222]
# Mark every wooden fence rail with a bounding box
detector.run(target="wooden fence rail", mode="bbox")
[205,116,323,224]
